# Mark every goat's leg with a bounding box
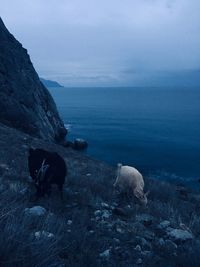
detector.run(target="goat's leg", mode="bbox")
[46,183,52,197]
[58,184,63,200]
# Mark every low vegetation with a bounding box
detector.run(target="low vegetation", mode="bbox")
[0,124,200,267]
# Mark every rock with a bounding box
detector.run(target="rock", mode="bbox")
[94,209,111,220]
[63,141,74,148]
[0,163,9,172]
[167,228,193,242]
[116,227,125,234]
[25,206,47,216]
[35,231,54,240]
[134,245,142,252]
[73,138,88,150]
[99,249,110,259]
[136,214,154,227]
[157,220,171,230]
[94,210,101,217]
[0,18,65,141]
[102,210,111,220]
[101,202,110,209]
[40,78,63,88]
[67,220,72,225]
[55,127,68,140]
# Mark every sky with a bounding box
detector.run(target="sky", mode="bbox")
[1,0,200,86]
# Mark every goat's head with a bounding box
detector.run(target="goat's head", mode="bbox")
[134,189,149,206]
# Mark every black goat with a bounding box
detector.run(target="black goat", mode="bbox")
[28,148,67,199]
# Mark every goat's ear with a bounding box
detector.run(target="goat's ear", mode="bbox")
[117,163,122,168]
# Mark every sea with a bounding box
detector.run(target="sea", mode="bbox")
[49,87,200,187]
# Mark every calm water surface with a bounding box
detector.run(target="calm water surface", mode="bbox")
[49,87,200,184]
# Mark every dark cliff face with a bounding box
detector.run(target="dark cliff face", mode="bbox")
[0,18,66,141]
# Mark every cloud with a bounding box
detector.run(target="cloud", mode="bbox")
[1,0,200,86]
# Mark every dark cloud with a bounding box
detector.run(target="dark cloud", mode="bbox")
[1,0,200,86]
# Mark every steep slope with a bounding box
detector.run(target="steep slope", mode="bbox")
[0,17,66,141]
[0,122,199,267]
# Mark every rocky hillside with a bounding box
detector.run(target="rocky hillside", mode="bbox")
[0,122,199,267]
[0,18,66,141]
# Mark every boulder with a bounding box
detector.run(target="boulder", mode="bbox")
[25,206,47,216]
[167,228,193,242]
[73,139,88,150]
[63,141,74,148]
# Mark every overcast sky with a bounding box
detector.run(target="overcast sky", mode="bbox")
[1,0,200,86]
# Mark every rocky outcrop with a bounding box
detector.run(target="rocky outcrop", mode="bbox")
[0,17,66,141]
[40,78,63,88]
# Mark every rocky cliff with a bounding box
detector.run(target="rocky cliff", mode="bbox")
[0,17,66,141]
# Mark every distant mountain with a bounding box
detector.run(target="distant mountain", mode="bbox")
[40,78,63,87]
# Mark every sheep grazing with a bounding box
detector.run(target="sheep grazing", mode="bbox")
[28,148,67,199]
[113,163,148,205]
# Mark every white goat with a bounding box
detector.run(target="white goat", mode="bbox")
[113,163,148,205]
